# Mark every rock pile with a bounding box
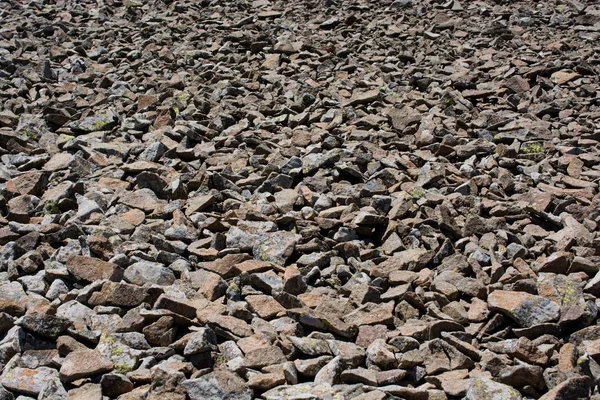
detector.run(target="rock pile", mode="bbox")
[0,0,599,399]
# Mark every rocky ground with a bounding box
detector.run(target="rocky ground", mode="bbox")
[0,0,599,399]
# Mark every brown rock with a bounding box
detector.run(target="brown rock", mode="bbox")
[539,375,591,400]
[246,295,286,320]
[88,281,149,307]
[244,346,287,369]
[188,269,227,301]
[143,316,177,346]
[488,290,560,328]
[356,325,388,349]
[59,350,113,382]
[5,172,47,196]
[66,255,122,282]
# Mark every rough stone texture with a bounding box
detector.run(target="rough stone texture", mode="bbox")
[59,350,113,382]
[0,367,60,396]
[0,0,599,399]
[466,378,523,400]
[488,290,561,328]
[182,371,252,400]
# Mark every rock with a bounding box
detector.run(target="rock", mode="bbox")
[1,367,60,396]
[488,290,560,327]
[253,231,301,266]
[123,261,175,286]
[539,375,591,400]
[66,256,122,282]
[244,346,286,369]
[59,350,113,382]
[182,371,252,400]
[18,313,71,339]
[466,377,522,400]
[0,0,599,398]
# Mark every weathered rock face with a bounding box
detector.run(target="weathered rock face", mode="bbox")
[182,371,252,400]
[66,255,122,283]
[0,0,599,399]
[487,290,561,327]
[59,350,113,382]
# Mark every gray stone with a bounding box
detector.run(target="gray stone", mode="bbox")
[183,328,218,356]
[123,261,175,286]
[182,371,252,400]
[253,231,301,266]
[465,377,522,400]
[488,290,560,328]
[18,314,71,339]
[1,367,60,396]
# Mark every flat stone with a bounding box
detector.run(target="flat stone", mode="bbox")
[245,295,286,319]
[66,255,122,283]
[59,349,113,382]
[488,290,560,328]
[1,367,60,396]
[244,345,286,369]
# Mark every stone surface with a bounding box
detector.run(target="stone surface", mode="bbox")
[59,350,113,382]
[0,367,60,396]
[466,377,523,400]
[0,0,599,399]
[182,371,252,400]
[66,256,122,282]
[488,290,560,328]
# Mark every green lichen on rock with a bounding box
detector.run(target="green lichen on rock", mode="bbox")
[408,186,425,198]
[43,201,59,215]
[113,363,134,374]
[521,142,544,154]
[70,109,118,133]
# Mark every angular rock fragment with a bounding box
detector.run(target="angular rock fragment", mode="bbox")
[488,290,560,327]
[182,371,252,400]
[66,256,122,283]
[59,350,113,382]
